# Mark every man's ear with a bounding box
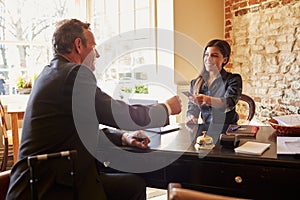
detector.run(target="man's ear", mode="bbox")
[74,38,82,53]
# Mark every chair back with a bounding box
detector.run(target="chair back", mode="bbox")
[0,101,9,171]
[168,183,247,200]
[0,170,10,200]
[27,150,77,200]
[237,94,255,125]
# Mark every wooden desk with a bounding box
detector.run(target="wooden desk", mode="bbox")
[99,124,300,199]
[6,109,25,163]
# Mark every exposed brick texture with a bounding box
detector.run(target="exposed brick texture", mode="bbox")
[224,0,300,124]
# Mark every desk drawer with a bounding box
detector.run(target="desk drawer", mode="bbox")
[166,159,300,198]
[166,160,260,189]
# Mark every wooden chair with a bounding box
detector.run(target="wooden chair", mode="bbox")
[0,100,22,166]
[237,94,255,125]
[0,170,10,200]
[168,183,247,200]
[0,101,9,171]
[27,150,77,200]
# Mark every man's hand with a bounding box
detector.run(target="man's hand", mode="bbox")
[121,130,150,149]
[165,95,182,115]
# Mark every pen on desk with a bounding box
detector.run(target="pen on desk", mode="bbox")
[144,127,180,134]
[132,137,146,142]
[231,125,241,132]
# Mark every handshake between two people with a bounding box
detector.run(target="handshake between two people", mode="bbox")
[188,94,211,106]
[122,95,182,149]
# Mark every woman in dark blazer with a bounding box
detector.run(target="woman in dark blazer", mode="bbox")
[186,39,242,133]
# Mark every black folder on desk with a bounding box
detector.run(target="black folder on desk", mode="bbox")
[145,125,180,134]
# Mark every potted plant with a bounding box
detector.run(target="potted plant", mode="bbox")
[16,77,32,94]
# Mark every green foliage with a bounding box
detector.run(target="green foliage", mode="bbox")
[134,85,148,94]
[121,85,148,94]
[121,87,132,93]
[17,77,24,88]
[17,77,32,88]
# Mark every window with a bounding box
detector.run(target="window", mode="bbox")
[91,0,175,106]
[0,0,86,95]
[0,0,175,104]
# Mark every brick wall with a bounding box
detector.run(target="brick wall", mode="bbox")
[224,0,300,124]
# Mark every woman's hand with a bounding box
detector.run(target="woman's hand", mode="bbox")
[121,130,150,149]
[191,94,225,109]
[185,115,198,124]
[192,94,211,105]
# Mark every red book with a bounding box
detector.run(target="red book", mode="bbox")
[226,125,259,137]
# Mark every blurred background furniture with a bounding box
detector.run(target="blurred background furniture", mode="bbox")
[0,170,10,200]
[0,101,9,171]
[168,183,246,200]
[0,95,27,163]
[6,107,24,163]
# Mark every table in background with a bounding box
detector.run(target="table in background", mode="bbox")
[99,124,300,199]
[6,109,25,163]
[1,95,28,163]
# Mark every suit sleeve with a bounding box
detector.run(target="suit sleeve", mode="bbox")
[71,65,169,131]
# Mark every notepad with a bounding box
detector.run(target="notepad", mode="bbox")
[234,141,270,155]
[277,137,300,154]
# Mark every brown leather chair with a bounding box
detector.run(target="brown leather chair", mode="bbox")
[237,94,255,125]
[168,183,247,200]
[0,170,10,200]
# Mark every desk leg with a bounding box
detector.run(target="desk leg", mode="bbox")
[11,113,20,163]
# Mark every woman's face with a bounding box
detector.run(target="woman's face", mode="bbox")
[204,46,228,73]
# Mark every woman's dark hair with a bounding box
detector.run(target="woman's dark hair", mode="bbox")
[52,19,90,54]
[193,39,231,94]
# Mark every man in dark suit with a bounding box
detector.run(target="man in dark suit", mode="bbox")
[6,19,181,200]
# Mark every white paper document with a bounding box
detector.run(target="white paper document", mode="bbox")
[234,141,271,155]
[277,137,300,154]
[273,115,300,126]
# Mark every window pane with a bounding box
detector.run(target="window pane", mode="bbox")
[0,0,84,95]
[136,9,151,29]
[120,0,134,13]
[120,12,134,33]
[136,0,150,9]
[93,0,158,101]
